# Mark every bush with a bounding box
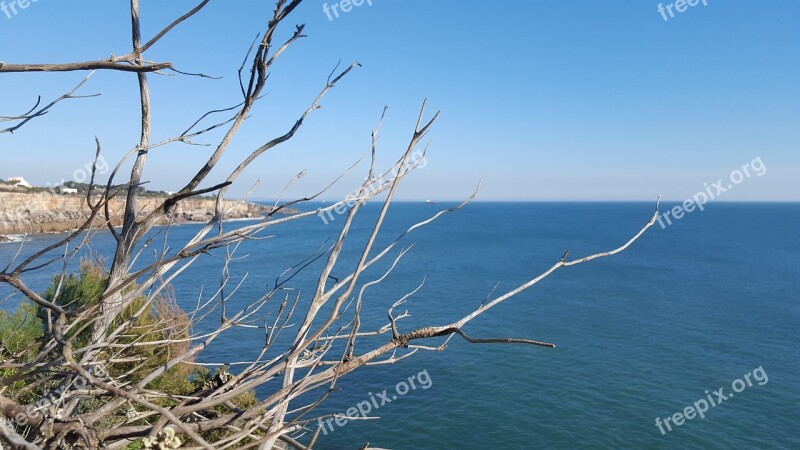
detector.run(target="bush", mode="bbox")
[0,260,257,446]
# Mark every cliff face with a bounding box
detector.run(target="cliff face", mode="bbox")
[0,192,280,235]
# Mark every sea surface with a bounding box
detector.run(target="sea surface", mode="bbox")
[1,202,798,449]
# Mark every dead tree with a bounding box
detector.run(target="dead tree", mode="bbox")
[0,1,660,448]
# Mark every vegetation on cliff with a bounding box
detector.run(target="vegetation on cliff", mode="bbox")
[0,260,258,448]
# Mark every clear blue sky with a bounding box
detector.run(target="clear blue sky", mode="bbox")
[1,0,797,201]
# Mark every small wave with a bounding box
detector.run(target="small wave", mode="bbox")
[0,234,26,244]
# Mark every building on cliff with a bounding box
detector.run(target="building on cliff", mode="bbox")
[58,186,79,194]
[6,177,32,189]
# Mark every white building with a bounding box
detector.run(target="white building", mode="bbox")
[6,176,32,188]
[59,186,78,194]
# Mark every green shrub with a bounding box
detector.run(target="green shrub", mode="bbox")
[1,260,258,445]
[0,299,44,359]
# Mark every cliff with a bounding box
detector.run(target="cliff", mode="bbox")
[0,192,288,236]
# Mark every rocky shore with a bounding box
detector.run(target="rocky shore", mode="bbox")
[0,192,293,238]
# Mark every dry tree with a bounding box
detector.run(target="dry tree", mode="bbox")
[0,1,660,448]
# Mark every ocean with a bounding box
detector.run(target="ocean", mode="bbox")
[1,202,798,449]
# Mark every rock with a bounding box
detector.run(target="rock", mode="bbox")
[142,427,182,449]
[0,192,298,236]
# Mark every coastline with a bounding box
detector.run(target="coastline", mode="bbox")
[0,192,297,241]
[0,219,267,245]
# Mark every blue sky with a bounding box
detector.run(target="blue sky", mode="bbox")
[0,0,797,201]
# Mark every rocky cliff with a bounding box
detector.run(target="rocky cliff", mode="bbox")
[0,192,285,236]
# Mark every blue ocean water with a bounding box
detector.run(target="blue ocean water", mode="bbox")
[1,202,798,449]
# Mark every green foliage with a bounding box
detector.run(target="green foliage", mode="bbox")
[43,259,106,311]
[0,300,44,358]
[57,181,173,197]
[0,300,45,402]
[1,260,259,445]
[40,259,106,348]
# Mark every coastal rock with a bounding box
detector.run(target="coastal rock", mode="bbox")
[0,192,294,235]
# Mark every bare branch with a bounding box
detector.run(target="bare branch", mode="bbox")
[0,60,171,73]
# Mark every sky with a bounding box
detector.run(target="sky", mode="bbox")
[0,0,798,201]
